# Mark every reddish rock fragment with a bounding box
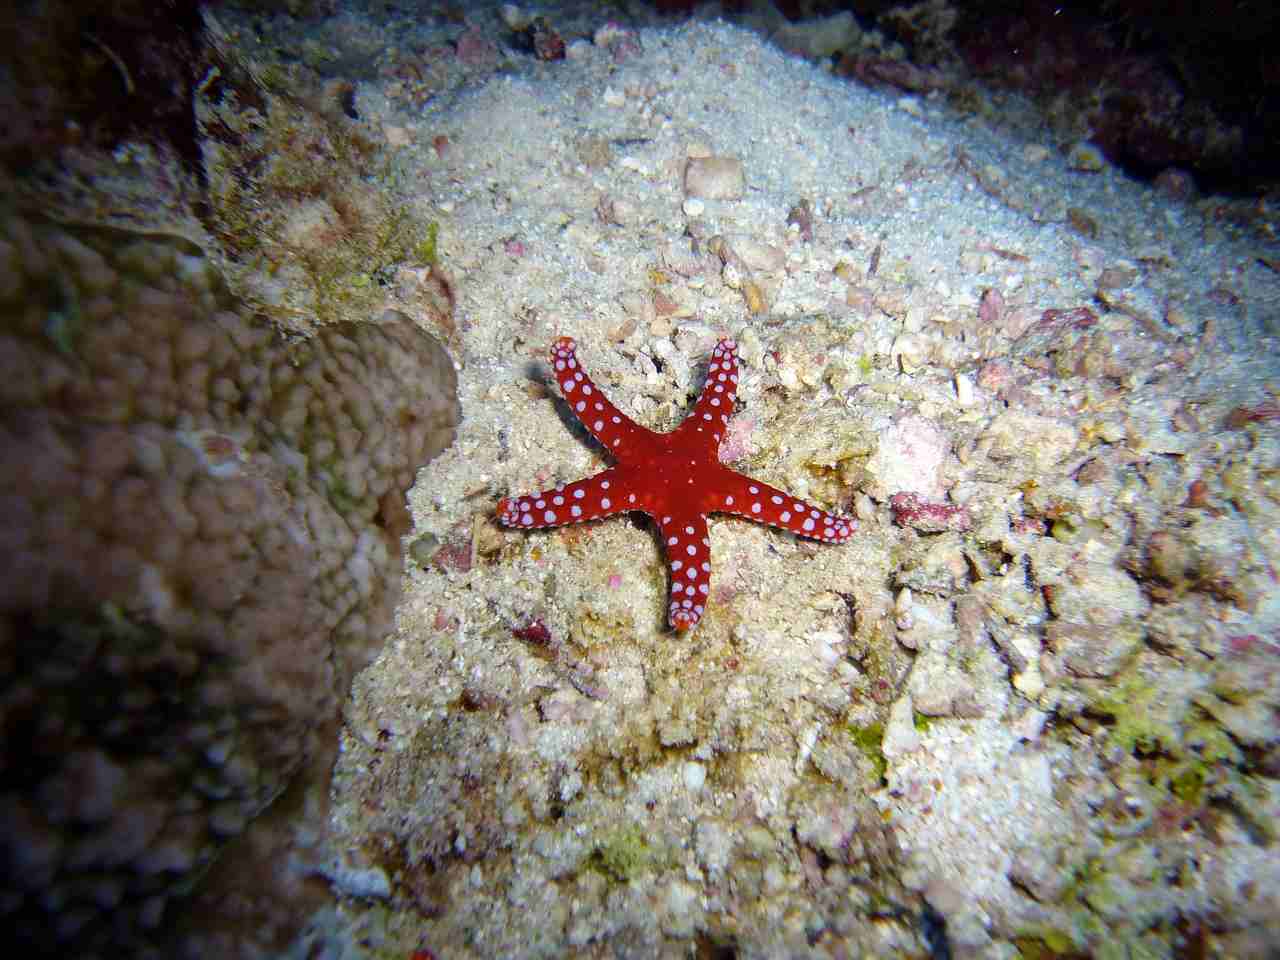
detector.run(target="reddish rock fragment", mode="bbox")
[594,22,642,62]
[529,17,565,61]
[870,677,895,704]
[890,492,972,533]
[1074,457,1111,485]
[455,27,497,66]
[1227,633,1280,657]
[513,618,552,647]
[1184,479,1210,509]
[1036,306,1098,333]
[977,358,1015,393]
[652,289,679,317]
[1012,516,1047,535]
[1226,402,1280,429]
[787,198,815,242]
[431,539,473,573]
[1154,167,1196,201]
[1067,207,1099,239]
[839,56,947,92]
[978,287,1005,327]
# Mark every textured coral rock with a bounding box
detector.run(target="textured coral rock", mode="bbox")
[196,37,454,346]
[0,213,458,952]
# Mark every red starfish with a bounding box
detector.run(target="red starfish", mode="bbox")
[497,337,855,631]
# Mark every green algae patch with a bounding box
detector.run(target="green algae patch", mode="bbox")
[1012,928,1078,959]
[196,49,449,338]
[847,721,887,784]
[415,220,440,266]
[590,824,664,882]
[1088,675,1177,754]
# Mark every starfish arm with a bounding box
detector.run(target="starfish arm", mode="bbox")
[549,337,646,456]
[497,467,636,528]
[654,511,712,631]
[676,338,739,449]
[707,467,856,543]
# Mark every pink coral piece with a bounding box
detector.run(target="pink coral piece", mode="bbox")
[889,492,971,532]
[497,337,856,631]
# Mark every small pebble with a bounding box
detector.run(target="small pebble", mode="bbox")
[897,96,922,117]
[500,4,530,30]
[732,238,785,273]
[682,761,706,791]
[891,332,927,372]
[894,586,914,633]
[1067,141,1106,172]
[684,156,745,200]
[882,694,921,757]
[1154,167,1196,201]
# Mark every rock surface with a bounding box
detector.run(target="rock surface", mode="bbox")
[0,213,458,954]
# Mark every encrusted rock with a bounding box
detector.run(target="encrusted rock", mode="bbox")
[1067,140,1107,172]
[1044,563,1147,626]
[726,235,787,273]
[909,652,984,718]
[895,533,970,597]
[890,493,973,533]
[988,619,1043,675]
[1046,620,1143,677]
[882,694,921,758]
[982,410,1079,472]
[196,38,452,343]
[865,414,950,501]
[773,10,860,59]
[0,214,459,953]
[1008,842,1069,902]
